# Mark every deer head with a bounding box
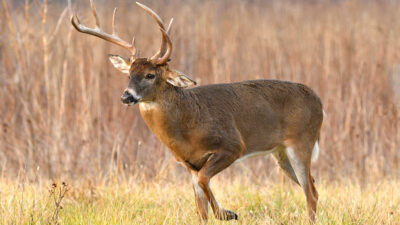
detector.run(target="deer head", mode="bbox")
[71,0,196,105]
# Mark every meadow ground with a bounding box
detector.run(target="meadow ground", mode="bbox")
[1,177,399,225]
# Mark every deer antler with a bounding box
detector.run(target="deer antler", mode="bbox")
[71,0,137,58]
[136,2,173,65]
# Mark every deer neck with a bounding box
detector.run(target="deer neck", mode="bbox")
[138,86,193,152]
[139,85,184,114]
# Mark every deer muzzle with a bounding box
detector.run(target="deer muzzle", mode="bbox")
[121,90,138,105]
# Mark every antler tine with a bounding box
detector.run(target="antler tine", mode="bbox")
[166,18,174,33]
[71,0,137,57]
[154,18,173,63]
[149,18,173,62]
[156,28,172,65]
[148,18,173,61]
[112,8,117,35]
[90,0,100,28]
[136,2,173,64]
[130,36,137,61]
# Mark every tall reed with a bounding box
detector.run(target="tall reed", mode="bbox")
[0,0,399,182]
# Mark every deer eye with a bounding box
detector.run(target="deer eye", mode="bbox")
[145,74,155,79]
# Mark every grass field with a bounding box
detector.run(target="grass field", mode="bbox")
[1,177,399,224]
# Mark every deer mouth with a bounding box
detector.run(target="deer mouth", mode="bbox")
[122,97,138,106]
[125,100,138,106]
[121,91,139,105]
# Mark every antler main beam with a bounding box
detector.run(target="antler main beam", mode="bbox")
[71,0,137,56]
[71,1,173,65]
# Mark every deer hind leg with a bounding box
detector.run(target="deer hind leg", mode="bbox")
[285,144,318,224]
[191,172,209,224]
[273,146,300,185]
[196,152,239,221]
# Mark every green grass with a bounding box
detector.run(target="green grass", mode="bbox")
[0,178,399,224]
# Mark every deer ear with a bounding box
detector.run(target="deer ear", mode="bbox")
[108,54,131,74]
[166,69,197,88]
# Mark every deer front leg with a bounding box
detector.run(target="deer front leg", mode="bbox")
[191,172,209,224]
[195,152,239,221]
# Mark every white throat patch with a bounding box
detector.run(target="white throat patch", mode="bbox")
[139,102,159,111]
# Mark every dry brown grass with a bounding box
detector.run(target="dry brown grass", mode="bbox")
[0,0,399,183]
[1,178,399,224]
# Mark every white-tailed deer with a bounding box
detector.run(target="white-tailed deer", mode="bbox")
[71,1,324,223]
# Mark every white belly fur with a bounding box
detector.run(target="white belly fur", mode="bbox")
[235,140,320,164]
[234,148,278,163]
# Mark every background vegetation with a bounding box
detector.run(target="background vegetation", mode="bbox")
[1,0,399,223]
[1,0,399,181]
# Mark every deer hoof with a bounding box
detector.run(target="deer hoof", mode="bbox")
[216,209,238,220]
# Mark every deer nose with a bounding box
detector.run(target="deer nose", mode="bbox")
[121,91,136,104]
